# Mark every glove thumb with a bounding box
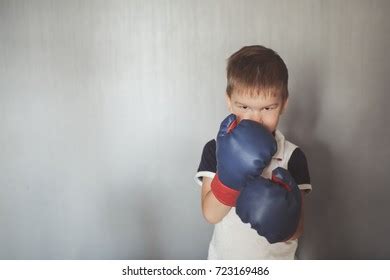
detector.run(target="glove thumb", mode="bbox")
[271,168,301,203]
[217,114,238,138]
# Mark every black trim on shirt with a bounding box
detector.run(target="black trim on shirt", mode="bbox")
[197,140,217,176]
[287,148,310,185]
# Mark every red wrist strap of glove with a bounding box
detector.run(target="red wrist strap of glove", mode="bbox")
[210,174,240,207]
[271,175,292,191]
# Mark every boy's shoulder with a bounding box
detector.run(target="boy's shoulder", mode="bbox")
[197,139,217,173]
[203,139,216,152]
[204,138,215,145]
[281,135,308,168]
[287,146,311,187]
[289,147,307,164]
[277,132,305,161]
[275,131,311,187]
[195,139,217,185]
[201,139,216,160]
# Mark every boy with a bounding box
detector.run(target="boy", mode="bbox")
[194,45,311,259]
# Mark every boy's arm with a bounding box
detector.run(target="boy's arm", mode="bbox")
[201,177,232,224]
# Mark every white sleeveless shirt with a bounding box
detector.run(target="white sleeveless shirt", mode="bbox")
[195,130,312,259]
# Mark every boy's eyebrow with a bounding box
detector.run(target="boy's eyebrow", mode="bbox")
[234,101,248,106]
[261,103,279,108]
[234,101,279,108]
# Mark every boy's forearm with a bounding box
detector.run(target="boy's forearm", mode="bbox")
[202,190,232,224]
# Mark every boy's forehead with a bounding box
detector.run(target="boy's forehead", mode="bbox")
[231,90,282,104]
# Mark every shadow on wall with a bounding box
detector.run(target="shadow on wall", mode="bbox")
[284,53,390,259]
[283,60,341,259]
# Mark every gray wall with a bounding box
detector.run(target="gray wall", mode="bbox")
[0,0,389,259]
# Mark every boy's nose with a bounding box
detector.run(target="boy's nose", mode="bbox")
[248,112,263,125]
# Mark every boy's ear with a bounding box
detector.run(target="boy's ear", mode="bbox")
[225,93,233,112]
[280,98,288,115]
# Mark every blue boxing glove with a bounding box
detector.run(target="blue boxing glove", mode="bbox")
[236,167,302,243]
[210,114,277,206]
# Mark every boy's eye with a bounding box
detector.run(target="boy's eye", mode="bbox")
[240,106,249,110]
[263,106,276,111]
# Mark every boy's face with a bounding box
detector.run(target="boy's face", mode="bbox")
[226,91,287,134]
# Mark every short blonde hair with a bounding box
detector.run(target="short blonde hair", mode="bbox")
[226,45,289,101]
